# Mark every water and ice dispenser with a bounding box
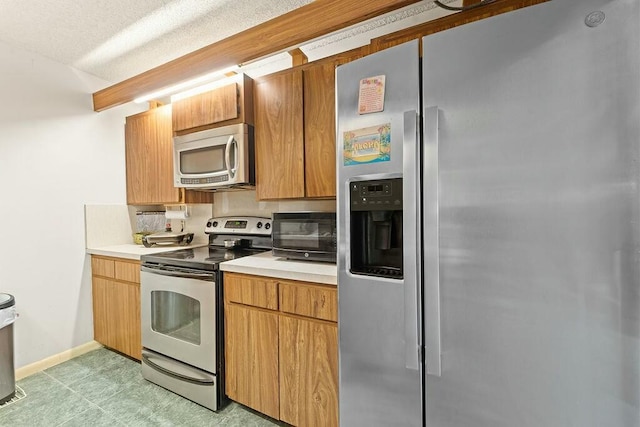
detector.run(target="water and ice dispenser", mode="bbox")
[349,178,403,279]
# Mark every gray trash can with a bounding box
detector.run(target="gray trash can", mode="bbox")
[0,294,16,404]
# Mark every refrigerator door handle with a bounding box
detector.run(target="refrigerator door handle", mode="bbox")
[403,110,420,371]
[424,105,442,377]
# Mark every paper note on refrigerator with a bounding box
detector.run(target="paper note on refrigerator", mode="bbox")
[358,75,386,114]
[343,123,391,166]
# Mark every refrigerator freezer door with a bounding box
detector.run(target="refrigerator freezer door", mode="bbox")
[422,0,639,426]
[337,40,422,426]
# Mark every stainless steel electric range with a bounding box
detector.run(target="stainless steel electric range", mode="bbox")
[139,216,272,411]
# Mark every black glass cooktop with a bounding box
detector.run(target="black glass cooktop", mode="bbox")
[141,246,267,271]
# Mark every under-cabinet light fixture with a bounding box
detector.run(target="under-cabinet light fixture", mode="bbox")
[133,65,239,103]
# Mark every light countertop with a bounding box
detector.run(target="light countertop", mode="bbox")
[86,243,207,260]
[220,251,337,286]
[87,244,338,285]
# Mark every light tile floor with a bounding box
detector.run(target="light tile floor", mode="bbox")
[0,347,283,426]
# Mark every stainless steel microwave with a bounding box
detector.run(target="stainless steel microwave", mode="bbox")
[272,212,337,263]
[173,123,255,191]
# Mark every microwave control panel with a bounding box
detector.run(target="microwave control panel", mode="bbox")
[350,178,403,211]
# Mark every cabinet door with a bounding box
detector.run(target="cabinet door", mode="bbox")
[279,315,338,427]
[225,303,280,419]
[125,105,181,205]
[254,70,305,200]
[171,83,239,132]
[113,279,141,360]
[303,51,363,199]
[92,277,115,350]
[92,277,141,360]
[303,62,337,198]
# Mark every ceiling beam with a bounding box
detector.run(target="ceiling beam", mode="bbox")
[92,0,421,112]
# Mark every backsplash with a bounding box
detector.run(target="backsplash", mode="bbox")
[85,204,213,247]
[212,190,336,218]
[85,193,334,248]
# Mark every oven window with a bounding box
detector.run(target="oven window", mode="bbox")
[150,290,201,345]
[180,145,232,174]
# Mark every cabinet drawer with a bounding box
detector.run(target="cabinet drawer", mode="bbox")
[91,256,140,284]
[91,256,115,278]
[114,260,140,283]
[279,281,337,322]
[224,273,278,310]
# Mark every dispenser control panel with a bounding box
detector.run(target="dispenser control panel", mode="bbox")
[350,178,403,211]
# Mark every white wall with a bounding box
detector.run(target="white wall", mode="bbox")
[0,41,143,368]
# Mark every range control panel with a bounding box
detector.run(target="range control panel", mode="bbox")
[205,216,272,235]
[350,178,403,211]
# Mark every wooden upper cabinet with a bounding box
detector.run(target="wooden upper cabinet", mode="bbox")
[172,74,254,135]
[125,104,213,205]
[254,69,305,200]
[303,61,337,198]
[125,105,181,205]
[303,49,364,199]
[254,47,365,200]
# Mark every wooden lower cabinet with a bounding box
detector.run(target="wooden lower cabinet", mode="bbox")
[280,315,338,427]
[224,272,339,426]
[225,303,280,419]
[91,256,141,360]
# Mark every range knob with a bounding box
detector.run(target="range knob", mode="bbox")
[265,223,271,230]
[257,221,263,229]
[212,221,218,227]
[206,221,212,227]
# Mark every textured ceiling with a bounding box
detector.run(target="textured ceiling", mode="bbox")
[0,0,458,84]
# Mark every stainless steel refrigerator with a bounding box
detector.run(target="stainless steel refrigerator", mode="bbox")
[335,1,639,426]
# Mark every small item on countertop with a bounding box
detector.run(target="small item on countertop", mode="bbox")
[135,211,166,233]
[142,231,194,248]
[132,232,152,245]
[134,211,166,244]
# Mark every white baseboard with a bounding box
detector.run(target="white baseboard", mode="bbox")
[15,341,103,380]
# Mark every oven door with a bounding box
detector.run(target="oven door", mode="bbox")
[141,266,217,373]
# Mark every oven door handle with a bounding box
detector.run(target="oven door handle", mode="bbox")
[142,353,215,386]
[141,266,214,281]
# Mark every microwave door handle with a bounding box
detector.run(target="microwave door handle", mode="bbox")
[224,135,237,178]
